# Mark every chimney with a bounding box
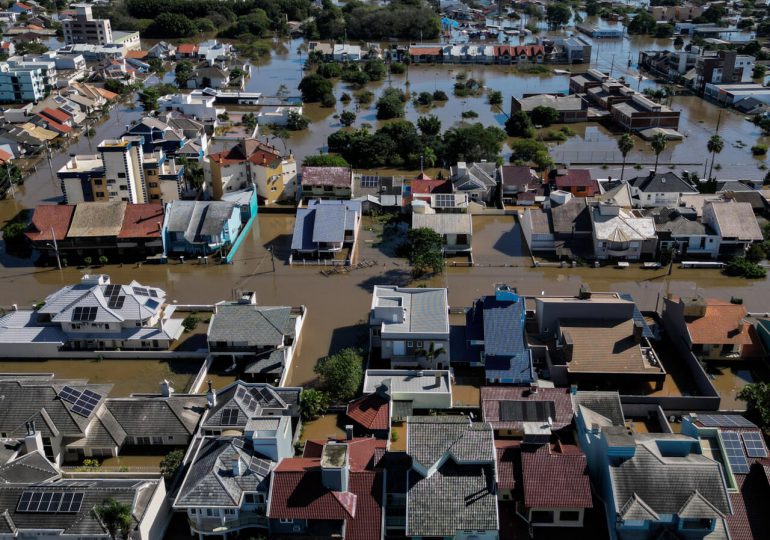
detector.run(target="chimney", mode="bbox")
[435,372,442,388]
[633,320,644,343]
[345,425,354,441]
[529,383,538,395]
[24,421,43,455]
[160,379,173,397]
[206,380,216,407]
[648,169,655,178]
[232,457,244,477]
[321,443,349,492]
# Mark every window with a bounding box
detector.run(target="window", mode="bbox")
[279,518,294,524]
[206,509,215,517]
[94,179,103,186]
[95,192,105,198]
[224,509,236,515]
[372,329,379,337]
[682,518,712,530]
[245,494,256,504]
[531,511,554,524]
[416,341,423,348]
[189,509,197,514]
[117,173,126,178]
[560,511,580,522]
[407,341,413,347]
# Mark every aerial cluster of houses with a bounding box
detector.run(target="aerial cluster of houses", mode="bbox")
[514,69,683,135]
[2,276,770,539]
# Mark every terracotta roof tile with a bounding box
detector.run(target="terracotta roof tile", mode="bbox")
[117,203,164,239]
[25,204,75,242]
[177,43,198,54]
[303,437,385,472]
[555,169,600,195]
[685,299,759,352]
[481,386,575,432]
[495,440,519,490]
[410,178,452,195]
[346,393,389,431]
[40,108,71,124]
[410,46,441,56]
[727,466,770,540]
[521,442,592,509]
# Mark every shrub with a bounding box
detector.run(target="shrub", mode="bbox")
[83,256,92,266]
[752,144,767,156]
[300,388,330,420]
[390,62,406,74]
[182,314,199,332]
[160,449,185,481]
[98,255,108,265]
[320,92,336,107]
[432,89,448,101]
[724,257,767,278]
[461,110,478,119]
[314,348,364,402]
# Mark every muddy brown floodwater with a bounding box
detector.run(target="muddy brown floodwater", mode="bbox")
[1,213,769,391]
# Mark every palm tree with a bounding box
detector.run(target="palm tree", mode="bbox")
[650,133,668,173]
[707,134,724,181]
[617,133,634,182]
[414,342,446,367]
[92,498,133,540]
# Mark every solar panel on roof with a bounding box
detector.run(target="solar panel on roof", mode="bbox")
[741,432,768,458]
[107,296,125,309]
[132,286,149,297]
[59,386,82,404]
[697,414,756,428]
[722,431,750,474]
[104,284,120,297]
[221,409,239,426]
[235,387,246,399]
[149,289,158,298]
[17,491,84,513]
[144,298,159,310]
[250,457,271,477]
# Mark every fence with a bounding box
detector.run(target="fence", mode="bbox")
[289,255,351,266]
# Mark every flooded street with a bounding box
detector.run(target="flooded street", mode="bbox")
[2,213,769,391]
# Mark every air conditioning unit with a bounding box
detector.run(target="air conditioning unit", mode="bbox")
[292,525,301,532]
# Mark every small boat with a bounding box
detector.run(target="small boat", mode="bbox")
[643,262,662,269]
[616,261,630,268]
[553,69,571,74]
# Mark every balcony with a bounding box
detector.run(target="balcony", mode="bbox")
[188,516,268,534]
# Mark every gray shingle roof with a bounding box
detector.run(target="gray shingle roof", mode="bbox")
[291,200,360,251]
[572,391,625,426]
[0,379,112,439]
[610,437,731,521]
[202,382,300,429]
[175,437,273,508]
[407,416,494,470]
[209,304,294,347]
[628,172,698,194]
[372,286,449,336]
[105,395,207,438]
[0,451,60,484]
[165,200,238,244]
[406,461,498,536]
[0,478,161,536]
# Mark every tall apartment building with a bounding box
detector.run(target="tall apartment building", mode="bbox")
[62,4,112,45]
[58,137,184,204]
[693,50,755,94]
[0,65,44,103]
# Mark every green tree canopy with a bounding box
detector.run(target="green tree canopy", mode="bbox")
[314,348,364,402]
[443,123,506,163]
[417,115,441,136]
[145,12,196,37]
[160,449,185,481]
[545,3,571,29]
[407,227,444,276]
[300,388,330,420]
[530,106,560,127]
[505,110,535,137]
[376,88,406,120]
[92,498,133,540]
[302,154,350,167]
[299,74,333,102]
[738,382,770,430]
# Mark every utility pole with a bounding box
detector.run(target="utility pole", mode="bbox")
[50,226,61,270]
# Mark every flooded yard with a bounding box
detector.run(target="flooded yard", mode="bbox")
[300,413,345,443]
[705,361,770,411]
[471,214,530,267]
[0,358,201,397]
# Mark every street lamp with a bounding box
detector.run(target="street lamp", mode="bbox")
[46,226,62,270]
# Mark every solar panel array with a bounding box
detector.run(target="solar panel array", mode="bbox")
[72,306,98,321]
[104,284,126,310]
[145,298,159,311]
[132,286,149,297]
[17,491,84,513]
[722,431,750,474]
[696,414,756,428]
[741,432,768,458]
[250,457,272,477]
[58,386,102,417]
[221,409,240,426]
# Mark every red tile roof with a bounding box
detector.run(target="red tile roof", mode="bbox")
[177,43,198,54]
[117,203,164,239]
[481,386,575,432]
[39,118,71,134]
[495,440,519,490]
[346,393,389,431]
[125,50,148,59]
[727,466,770,540]
[210,140,282,168]
[555,169,600,196]
[410,178,452,195]
[0,148,13,164]
[301,166,351,188]
[269,451,383,540]
[521,442,592,509]
[410,46,442,56]
[25,204,75,242]
[40,107,71,124]
[303,437,385,472]
[684,299,760,354]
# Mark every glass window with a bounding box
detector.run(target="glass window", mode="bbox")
[531,511,554,524]
[560,511,580,522]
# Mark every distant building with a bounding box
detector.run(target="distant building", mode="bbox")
[0,64,45,103]
[511,93,588,124]
[591,204,658,260]
[61,4,112,45]
[411,212,473,255]
[290,199,361,262]
[162,198,244,257]
[693,50,754,94]
[300,166,352,201]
